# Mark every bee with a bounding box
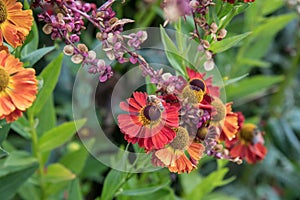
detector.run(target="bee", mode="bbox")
[147,95,165,111]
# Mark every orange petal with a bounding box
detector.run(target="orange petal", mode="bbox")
[0,92,15,115]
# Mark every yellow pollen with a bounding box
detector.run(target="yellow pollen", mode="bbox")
[169,127,190,150]
[239,123,257,144]
[211,98,226,122]
[181,78,206,104]
[0,66,9,92]
[0,1,7,24]
[197,127,208,140]
[181,85,205,104]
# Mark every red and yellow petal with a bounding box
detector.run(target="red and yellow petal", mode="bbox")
[6,69,37,111]
[0,92,15,115]
[3,108,22,123]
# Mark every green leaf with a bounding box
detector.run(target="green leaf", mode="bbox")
[0,147,8,158]
[224,73,249,86]
[0,161,38,200]
[187,168,235,200]
[44,163,76,183]
[4,151,37,167]
[59,143,89,175]
[238,58,271,68]
[209,32,251,53]
[21,21,39,57]
[101,169,127,200]
[160,26,186,76]
[204,192,239,200]
[39,119,86,152]
[0,123,10,145]
[67,179,83,200]
[225,75,284,101]
[117,181,170,196]
[11,116,31,139]
[29,54,63,116]
[237,13,297,69]
[36,95,56,137]
[18,181,41,200]
[261,0,284,15]
[21,47,55,68]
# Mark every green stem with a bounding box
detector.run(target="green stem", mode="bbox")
[28,114,47,200]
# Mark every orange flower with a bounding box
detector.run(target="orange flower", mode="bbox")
[0,50,37,122]
[0,0,33,48]
[118,92,179,151]
[152,127,205,174]
[210,98,238,141]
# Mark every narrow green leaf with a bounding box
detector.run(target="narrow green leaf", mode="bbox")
[0,162,38,200]
[44,163,76,183]
[224,73,249,86]
[21,47,55,68]
[29,54,63,116]
[0,147,8,158]
[262,0,284,16]
[101,169,127,200]
[59,143,89,175]
[18,181,41,200]
[187,168,235,200]
[238,58,271,68]
[21,21,39,57]
[68,179,83,200]
[39,119,86,152]
[160,26,186,76]
[11,116,31,139]
[117,181,170,196]
[36,95,56,137]
[0,123,10,145]
[225,75,284,101]
[4,151,37,167]
[209,32,251,53]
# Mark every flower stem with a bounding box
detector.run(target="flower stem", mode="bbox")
[28,114,47,200]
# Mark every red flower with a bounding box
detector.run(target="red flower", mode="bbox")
[186,67,220,98]
[152,127,205,174]
[118,92,179,151]
[226,123,267,164]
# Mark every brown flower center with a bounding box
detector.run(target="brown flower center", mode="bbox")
[239,123,257,144]
[210,98,226,122]
[169,127,190,150]
[140,105,162,125]
[190,78,206,92]
[0,1,7,24]
[0,66,9,92]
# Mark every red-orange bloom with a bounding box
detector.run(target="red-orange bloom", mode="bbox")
[0,0,33,48]
[118,92,179,151]
[0,50,37,122]
[210,98,238,141]
[227,123,267,164]
[152,127,205,174]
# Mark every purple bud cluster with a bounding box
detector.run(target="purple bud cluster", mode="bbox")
[37,1,96,42]
[85,58,113,83]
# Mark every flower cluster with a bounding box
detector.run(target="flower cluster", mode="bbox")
[118,65,267,174]
[35,0,149,82]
